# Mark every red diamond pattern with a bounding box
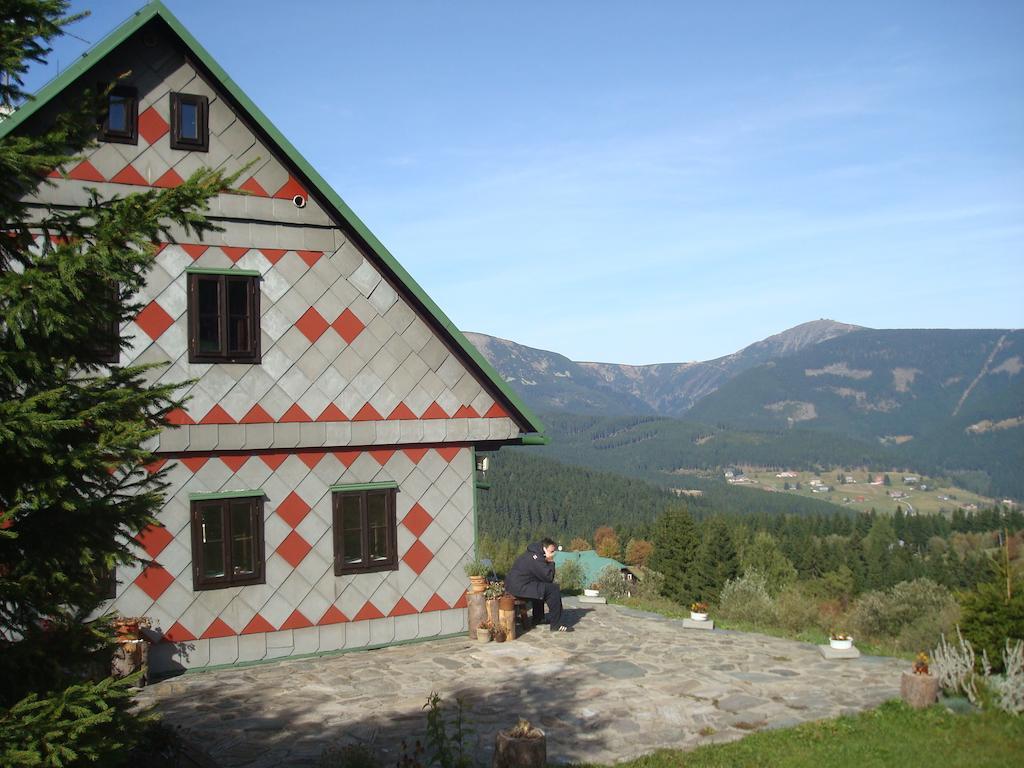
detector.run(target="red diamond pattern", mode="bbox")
[200,618,235,639]
[402,539,433,575]
[110,164,148,186]
[220,455,248,473]
[279,404,311,423]
[436,447,461,463]
[180,456,208,472]
[298,451,326,469]
[486,403,510,418]
[134,301,174,340]
[241,614,275,634]
[388,598,418,617]
[276,492,311,528]
[454,405,480,418]
[421,401,449,420]
[353,601,384,621]
[241,404,274,423]
[182,244,208,260]
[453,592,468,609]
[369,449,394,466]
[67,159,105,182]
[388,403,417,420]
[221,246,248,263]
[273,175,307,200]
[199,404,235,424]
[280,609,312,630]
[135,563,174,601]
[422,594,450,612]
[166,408,194,425]
[259,248,286,263]
[296,307,329,342]
[318,605,349,625]
[154,168,184,188]
[138,106,169,144]
[403,448,428,464]
[317,404,348,422]
[332,308,365,343]
[135,524,173,558]
[401,503,433,538]
[260,452,288,470]
[276,530,312,567]
[296,250,322,267]
[240,177,269,196]
[163,622,195,643]
[353,403,382,421]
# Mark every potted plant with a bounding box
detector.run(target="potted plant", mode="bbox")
[690,601,709,621]
[493,626,507,643]
[484,579,505,625]
[464,560,489,594]
[494,717,545,768]
[912,651,930,675]
[829,632,853,650]
[583,583,601,598]
[476,620,493,642]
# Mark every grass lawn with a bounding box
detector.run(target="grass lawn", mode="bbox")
[582,700,1024,767]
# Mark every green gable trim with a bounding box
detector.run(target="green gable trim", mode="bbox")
[186,266,261,277]
[0,1,544,440]
[328,481,398,493]
[188,489,264,501]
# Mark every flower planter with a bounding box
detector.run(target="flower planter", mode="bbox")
[498,595,515,611]
[493,726,546,768]
[830,637,853,650]
[689,611,708,622]
[469,575,487,594]
[583,589,600,598]
[476,627,492,642]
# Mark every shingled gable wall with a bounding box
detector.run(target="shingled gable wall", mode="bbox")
[14,11,536,671]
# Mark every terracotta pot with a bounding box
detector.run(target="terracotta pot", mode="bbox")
[498,595,515,611]
[469,575,487,594]
[493,727,545,768]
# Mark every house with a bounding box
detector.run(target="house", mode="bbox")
[2,2,544,673]
[552,550,632,589]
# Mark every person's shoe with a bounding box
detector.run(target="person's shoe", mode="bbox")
[551,625,574,633]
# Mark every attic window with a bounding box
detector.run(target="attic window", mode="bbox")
[170,92,209,151]
[98,85,137,144]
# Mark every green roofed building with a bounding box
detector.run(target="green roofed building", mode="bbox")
[552,550,629,587]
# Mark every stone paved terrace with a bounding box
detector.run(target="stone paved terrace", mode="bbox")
[137,599,907,766]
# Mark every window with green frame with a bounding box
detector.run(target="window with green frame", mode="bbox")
[332,486,397,575]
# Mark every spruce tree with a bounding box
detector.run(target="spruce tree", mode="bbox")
[693,516,738,603]
[649,505,700,605]
[1,1,231,760]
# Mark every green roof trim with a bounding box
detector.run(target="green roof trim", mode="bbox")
[0,1,543,440]
[328,481,399,493]
[186,266,261,277]
[188,489,264,501]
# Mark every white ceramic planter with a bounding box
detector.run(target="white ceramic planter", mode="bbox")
[690,611,708,621]
[584,589,600,597]
[830,637,853,650]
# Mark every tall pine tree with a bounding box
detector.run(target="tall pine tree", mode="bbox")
[693,516,739,603]
[1,1,231,761]
[649,505,700,605]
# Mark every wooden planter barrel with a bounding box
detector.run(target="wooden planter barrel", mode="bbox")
[900,672,939,709]
[498,595,516,641]
[493,728,545,768]
[467,592,486,640]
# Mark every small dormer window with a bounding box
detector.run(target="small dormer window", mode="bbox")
[170,92,209,151]
[98,85,137,144]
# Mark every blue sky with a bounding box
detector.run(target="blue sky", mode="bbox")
[23,1,1024,364]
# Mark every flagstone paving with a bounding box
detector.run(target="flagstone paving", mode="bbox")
[137,599,908,766]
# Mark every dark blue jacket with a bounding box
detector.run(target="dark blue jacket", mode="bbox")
[505,542,555,600]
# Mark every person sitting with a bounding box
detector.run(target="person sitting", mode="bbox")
[505,537,572,633]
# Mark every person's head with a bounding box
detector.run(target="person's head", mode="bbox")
[541,537,558,557]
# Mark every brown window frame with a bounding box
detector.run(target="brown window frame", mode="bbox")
[169,92,209,152]
[98,84,138,144]
[82,283,120,364]
[332,487,398,576]
[187,272,261,364]
[190,496,265,591]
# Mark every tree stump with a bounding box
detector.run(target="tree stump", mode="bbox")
[493,728,545,768]
[900,672,939,709]
[467,592,486,639]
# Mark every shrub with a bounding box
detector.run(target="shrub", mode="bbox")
[633,567,666,601]
[463,561,489,578]
[959,579,1024,673]
[717,571,776,627]
[555,559,586,592]
[849,578,959,650]
[773,584,823,635]
[596,565,629,601]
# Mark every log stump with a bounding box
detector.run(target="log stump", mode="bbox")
[467,592,486,639]
[900,672,939,709]
[493,728,545,768]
